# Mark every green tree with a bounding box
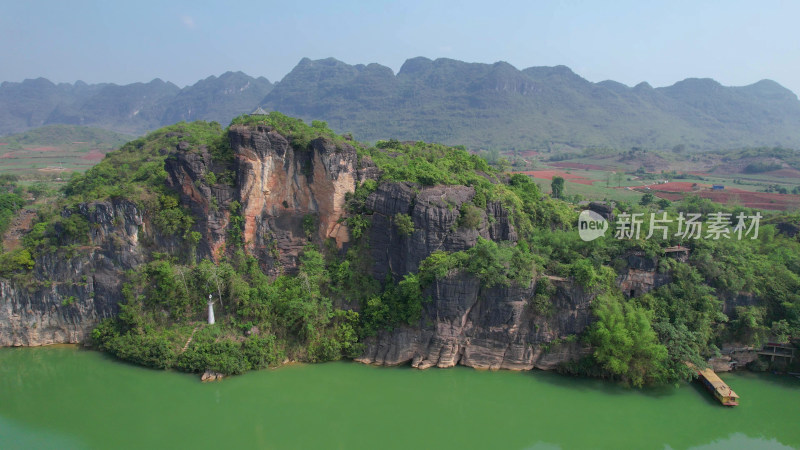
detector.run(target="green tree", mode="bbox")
[551,176,565,199]
[640,192,655,206]
[589,292,669,387]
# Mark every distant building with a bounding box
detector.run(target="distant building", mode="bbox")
[665,245,690,262]
[712,185,725,190]
[250,107,268,116]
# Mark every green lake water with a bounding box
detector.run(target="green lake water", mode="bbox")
[1,346,798,449]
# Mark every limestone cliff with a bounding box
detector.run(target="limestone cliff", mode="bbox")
[0,125,362,345]
[230,125,358,273]
[355,182,592,369]
[0,200,145,345]
[617,251,671,298]
[356,273,593,370]
[364,182,516,280]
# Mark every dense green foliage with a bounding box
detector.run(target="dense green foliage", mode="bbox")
[367,139,496,187]
[64,121,225,203]
[0,190,24,238]
[93,248,361,373]
[394,213,415,236]
[589,292,669,387]
[230,112,350,152]
[21,121,234,253]
[0,177,36,274]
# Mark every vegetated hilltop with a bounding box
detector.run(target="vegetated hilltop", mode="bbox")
[0,113,798,387]
[4,58,800,151]
[0,72,273,136]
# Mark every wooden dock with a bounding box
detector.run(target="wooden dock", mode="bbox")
[757,343,795,364]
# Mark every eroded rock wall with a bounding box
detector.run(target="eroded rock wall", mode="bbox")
[357,182,593,370]
[230,125,358,274]
[356,273,593,370]
[0,200,146,346]
[365,182,516,281]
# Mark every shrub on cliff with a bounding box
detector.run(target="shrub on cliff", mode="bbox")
[369,139,495,188]
[394,213,415,236]
[458,203,483,229]
[0,190,24,236]
[0,249,35,274]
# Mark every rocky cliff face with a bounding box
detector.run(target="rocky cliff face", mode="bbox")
[617,252,671,298]
[357,273,593,370]
[230,125,358,274]
[356,182,593,369]
[0,200,145,346]
[165,140,236,259]
[365,182,516,280]
[0,126,364,345]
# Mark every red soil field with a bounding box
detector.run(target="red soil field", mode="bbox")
[550,162,608,171]
[650,192,684,202]
[81,150,105,161]
[514,170,598,185]
[517,150,540,157]
[644,181,709,192]
[650,189,800,211]
[28,146,59,152]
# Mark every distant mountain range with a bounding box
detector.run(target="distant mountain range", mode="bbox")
[0,72,273,136]
[3,58,800,151]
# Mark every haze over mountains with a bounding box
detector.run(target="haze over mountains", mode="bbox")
[0,72,273,136]
[3,57,800,151]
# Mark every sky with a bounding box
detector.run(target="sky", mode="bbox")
[1,0,799,96]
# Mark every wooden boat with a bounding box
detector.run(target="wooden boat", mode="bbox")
[696,367,739,406]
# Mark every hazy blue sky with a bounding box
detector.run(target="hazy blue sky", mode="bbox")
[2,0,799,95]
